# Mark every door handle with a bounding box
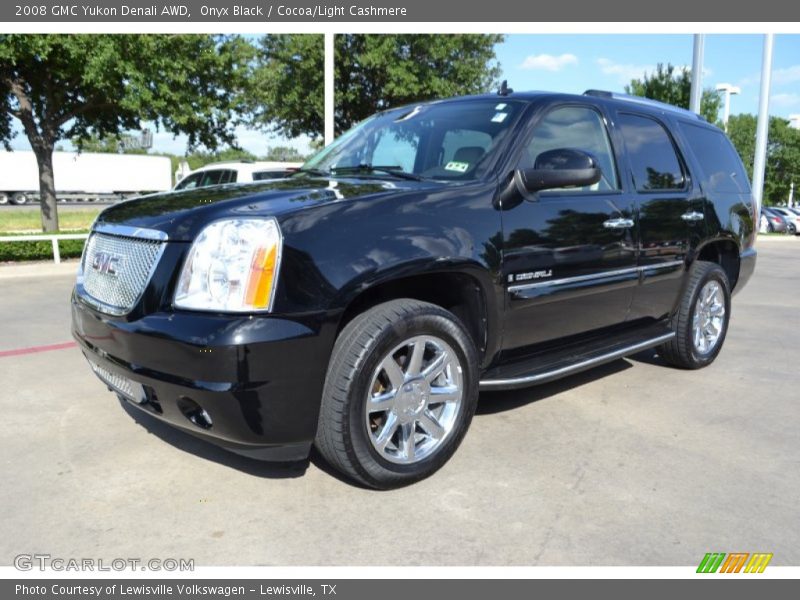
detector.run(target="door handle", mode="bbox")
[681,211,704,222]
[603,218,634,229]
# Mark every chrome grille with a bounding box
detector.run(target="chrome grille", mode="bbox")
[81,232,163,314]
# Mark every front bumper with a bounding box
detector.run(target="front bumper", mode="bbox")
[71,290,335,461]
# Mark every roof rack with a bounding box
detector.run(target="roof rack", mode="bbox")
[583,89,704,120]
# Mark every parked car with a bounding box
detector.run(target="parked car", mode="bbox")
[72,89,756,488]
[762,207,793,234]
[173,161,303,191]
[774,206,800,234]
[760,208,785,233]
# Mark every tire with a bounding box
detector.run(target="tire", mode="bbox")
[315,299,479,489]
[0,193,8,206]
[10,192,29,205]
[659,261,731,369]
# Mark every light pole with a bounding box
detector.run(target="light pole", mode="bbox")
[752,34,775,223]
[715,83,741,130]
[689,34,705,115]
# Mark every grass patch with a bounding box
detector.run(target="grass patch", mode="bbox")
[0,208,101,233]
[0,230,89,262]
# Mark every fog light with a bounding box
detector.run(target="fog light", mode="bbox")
[177,397,213,430]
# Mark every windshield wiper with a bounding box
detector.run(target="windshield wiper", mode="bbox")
[330,164,427,181]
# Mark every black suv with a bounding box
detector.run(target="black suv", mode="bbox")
[72,90,756,488]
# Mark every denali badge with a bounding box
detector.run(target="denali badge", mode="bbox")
[508,269,553,283]
[92,252,121,276]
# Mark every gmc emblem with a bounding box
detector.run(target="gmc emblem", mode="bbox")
[92,252,121,276]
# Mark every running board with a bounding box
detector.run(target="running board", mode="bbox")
[479,325,675,391]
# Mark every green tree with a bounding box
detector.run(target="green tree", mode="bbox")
[70,133,148,154]
[262,145,307,161]
[727,113,800,205]
[173,147,259,174]
[1,34,254,231]
[249,35,324,141]
[249,34,503,139]
[625,63,721,124]
[335,34,504,133]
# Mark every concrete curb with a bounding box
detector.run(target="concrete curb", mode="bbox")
[0,260,79,279]
[756,235,799,243]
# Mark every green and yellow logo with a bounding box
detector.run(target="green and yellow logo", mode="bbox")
[697,552,773,573]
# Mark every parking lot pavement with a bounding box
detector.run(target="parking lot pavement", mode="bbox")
[1,242,798,567]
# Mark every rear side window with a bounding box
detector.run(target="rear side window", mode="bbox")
[617,113,685,191]
[678,122,751,194]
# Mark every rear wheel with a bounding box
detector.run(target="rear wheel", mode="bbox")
[660,261,731,369]
[0,193,8,206]
[315,299,479,489]
[10,192,29,205]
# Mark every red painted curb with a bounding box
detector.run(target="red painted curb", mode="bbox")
[0,341,78,358]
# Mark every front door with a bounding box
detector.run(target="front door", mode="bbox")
[501,103,637,353]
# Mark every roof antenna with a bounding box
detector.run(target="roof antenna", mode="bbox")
[498,80,513,97]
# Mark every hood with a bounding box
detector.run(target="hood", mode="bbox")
[95,175,441,241]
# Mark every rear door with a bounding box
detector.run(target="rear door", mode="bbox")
[614,112,702,321]
[500,102,638,352]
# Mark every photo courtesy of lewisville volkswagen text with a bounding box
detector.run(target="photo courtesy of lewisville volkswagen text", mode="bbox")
[1,0,799,592]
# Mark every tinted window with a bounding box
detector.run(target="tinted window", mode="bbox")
[303,99,526,181]
[371,129,420,173]
[520,105,619,191]
[174,173,202,190]
[441,129,493,165]
[200,170,226,186]
[253,170,287,181]
[618,113,685,191]
[679,122,751,194]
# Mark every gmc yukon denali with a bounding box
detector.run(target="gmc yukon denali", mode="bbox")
[72,89,757,488]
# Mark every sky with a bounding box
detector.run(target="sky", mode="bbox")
[8,33,800,156]
[495,34,800,118]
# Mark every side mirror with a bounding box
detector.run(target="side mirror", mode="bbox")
[518,148,601,193]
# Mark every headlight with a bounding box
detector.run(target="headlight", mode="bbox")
[174,218,283,312]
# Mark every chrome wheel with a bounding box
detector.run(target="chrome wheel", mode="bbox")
[692,280,726,355]
[365,335,463,465]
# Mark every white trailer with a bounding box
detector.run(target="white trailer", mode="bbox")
[0,150,172,205]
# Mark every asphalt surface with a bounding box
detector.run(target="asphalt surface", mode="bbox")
[1,240,798,566]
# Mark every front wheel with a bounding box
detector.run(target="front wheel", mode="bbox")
[660,261,731,369]
[315,299,479,489]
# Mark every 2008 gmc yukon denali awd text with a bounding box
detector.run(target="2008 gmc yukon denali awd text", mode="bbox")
[72,89,757,488]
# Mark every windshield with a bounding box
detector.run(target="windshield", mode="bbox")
[301,99,526,181]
